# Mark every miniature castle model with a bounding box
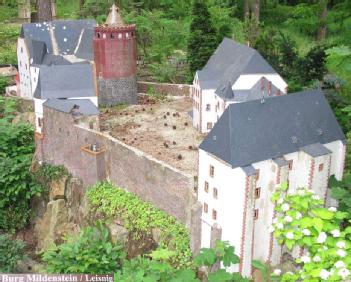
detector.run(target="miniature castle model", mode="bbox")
[198,90,346,276]
[17,19,98,134]
[93,4,138,106]
[18,9,347,279]
[192,38,288,133]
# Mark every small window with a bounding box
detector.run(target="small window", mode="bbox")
[209,165,214,177]
[319,163,324,172]
[97,33,100,38]
[256,169,260,181]
[254,187,261,199]
[103,33,106,39]
[206,104,211,111]
[288,160,293,170]
[204,181,209,193]
[89,121,94,130]
[25,64,28,70]
[207,122,213,130]
[213,188,218,199]
[20,61,22,67]
[21,47,23,53]
[254,209,259,220]
[38,117,43,127]
[204,203,208,213]
[212,209,217,220]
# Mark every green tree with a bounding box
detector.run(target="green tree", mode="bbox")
[187,0,218,79]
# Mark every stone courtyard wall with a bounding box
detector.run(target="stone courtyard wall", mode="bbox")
[37,107,201,253]
[138,81,191,96]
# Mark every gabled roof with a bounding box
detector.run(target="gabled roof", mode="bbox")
[43,98,99,116]
[215,81,234,100]
[197,38,277,90]
[20,19,96,62]
[34,63,96,99]
[199,90,345,169]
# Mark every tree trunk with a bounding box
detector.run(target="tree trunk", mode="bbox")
[244,0,250,19]
[80,0,85,10]
[317,0,328,42]
[251,0,260,22]
[36,0,52,22]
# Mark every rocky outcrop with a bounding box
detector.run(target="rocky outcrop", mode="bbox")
[34,199,78,252]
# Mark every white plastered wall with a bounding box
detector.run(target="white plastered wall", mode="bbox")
[233,74,287,93]
[198,149,247,274]
[17,38,32,99]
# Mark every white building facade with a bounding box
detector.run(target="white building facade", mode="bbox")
[191,38,288,133]
[198,90,346,277]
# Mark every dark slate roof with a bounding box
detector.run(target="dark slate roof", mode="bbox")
[199,90,345,168]
[41,54,71,66]
[43,98,99,116]
[197,38,277,90]
[273,157,288,167]
[34,63,96,99]
[215,81,234,100]
[241,165,257,176]
[31,40,48,64]
[217,77,281,102]
[21,19,95,61]
[301,143,332,157]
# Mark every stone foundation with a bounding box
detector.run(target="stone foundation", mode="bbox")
[98,76,137,106]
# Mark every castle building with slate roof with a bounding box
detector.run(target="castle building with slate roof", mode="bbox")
[16,7,347,279]
[192,38,288,133]
[198,90,346,276]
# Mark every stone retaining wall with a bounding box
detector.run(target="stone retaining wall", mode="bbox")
[138,81,191,97]
[37,107,201,253]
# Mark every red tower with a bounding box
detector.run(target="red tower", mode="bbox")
[93,4,137,105]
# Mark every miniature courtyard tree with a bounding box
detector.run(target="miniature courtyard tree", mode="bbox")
[187,0,218,78]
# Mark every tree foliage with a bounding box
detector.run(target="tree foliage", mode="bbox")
[0,234,26,272]
[43,223,126,273]
[0,97,42,232]
[187,0,218,78]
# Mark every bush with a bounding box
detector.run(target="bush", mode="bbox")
[87,182,192,267]
[0,98,42,232]
[42,223,126,274]
[0,234,25,272]
[271,183,351,281]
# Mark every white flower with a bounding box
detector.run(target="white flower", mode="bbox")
[277,198,284,204]
[312,195,321,200]
[331,229,341,238]
[281,203,290,211]
[335,261,345,268]
[284,215,293,222]
[276,223,284,229]
[313,255,321,262]
[323,246,328,250]
[337,249,346,257]
[320,269,331,280]
[286,232,294,239]
[297,189,305,195]
[328,207,337,212]
[337,241,346,248]
[338,268,350,279]
[273,269,281,276]
[286,271,293,275]
[273,218,278,224]
[301,255,311,263]
[317,232,327,243]
[268,225,275,233]
[296,212,302,219]
[302,229,311,236]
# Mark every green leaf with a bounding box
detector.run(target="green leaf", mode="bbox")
[208,269,233,282]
